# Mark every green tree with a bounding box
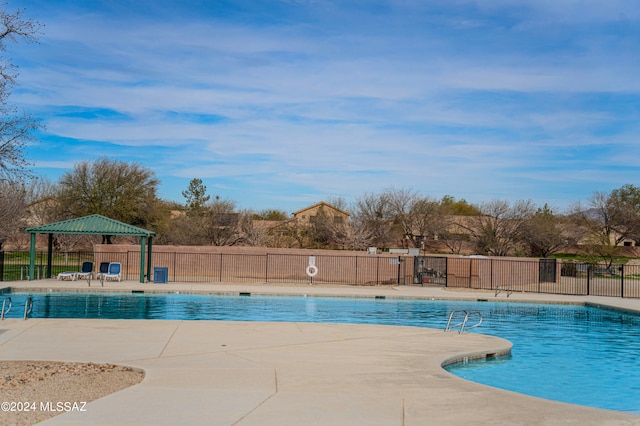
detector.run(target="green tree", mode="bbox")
[182,178,210,212]
[440,195,482,216]
[56,158,162,242]
[253,209,289,221]
[0,6,41,181]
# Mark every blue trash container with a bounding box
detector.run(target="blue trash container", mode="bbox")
[153,267,168,284]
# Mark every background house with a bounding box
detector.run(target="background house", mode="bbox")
[292,202,350,225]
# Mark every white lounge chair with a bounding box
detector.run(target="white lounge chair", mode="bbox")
[103,262,122,282]
[95,262,110,280]
[76,262,94,280]
[57,271,78,281]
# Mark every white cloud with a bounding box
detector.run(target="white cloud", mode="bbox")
[10,0,640,211]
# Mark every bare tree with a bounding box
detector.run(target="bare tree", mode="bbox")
[520,204,578,258]
[24,177,57,224]
[467,199,535,256]
[21,177,94,252]
[407,196,445,249]
[325,196,348,211]
[382,188,448,249]
[435,199,478,254]
[609,184,640,244]
[0,180,25,249]
[247,208,290,247]
[436,216,470,254]
[569,186,640,265]
[305,205,352,249]
[352,192,394,249]
[0,6,42,181]
[385,187,419,246]
[239,212,272,247]
[333,220,374,251]
[276,219,310,248]
[200,198,244,246]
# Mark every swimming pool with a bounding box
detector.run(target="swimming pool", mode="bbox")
[3,291,640,414]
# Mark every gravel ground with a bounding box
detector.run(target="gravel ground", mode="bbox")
[0,361,144,426]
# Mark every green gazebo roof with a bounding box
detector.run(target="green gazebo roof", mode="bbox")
[25,214,156,237]
[25,214,156,283]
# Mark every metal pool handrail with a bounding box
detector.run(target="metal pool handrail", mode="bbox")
[23,296,33,320]
[445,309,483,334]
[463,310,483,332]
[1,296,11,320]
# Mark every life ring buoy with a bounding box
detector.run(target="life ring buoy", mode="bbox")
[306,265,318,277]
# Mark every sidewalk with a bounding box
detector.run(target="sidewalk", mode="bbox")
[1,280,639,425]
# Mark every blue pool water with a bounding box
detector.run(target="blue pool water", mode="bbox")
[3,291,640,414]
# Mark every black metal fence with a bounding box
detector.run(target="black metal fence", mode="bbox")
[0,251,94,281]
[426,256,640,299]
[0,251,413,286]
[148,251,413,285]
[1,250,638,298]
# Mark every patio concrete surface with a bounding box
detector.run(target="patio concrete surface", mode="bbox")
[1,280,640,425]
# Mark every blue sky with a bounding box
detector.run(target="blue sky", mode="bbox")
[8,0,640,213]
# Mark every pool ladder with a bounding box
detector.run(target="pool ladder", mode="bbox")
[495,284,513,297]
[445,310,482,334]
[23,297,33,320]
[1,296,11,320]
[2,296,33,320]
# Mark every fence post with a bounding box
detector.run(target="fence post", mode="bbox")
[355,256,358,285]
[444,257,448,288]
[0,251,4,281]
[219,254,223,282]
[586,265,591,296]
[46,235,53,279]
[173,252,177,282]
[265,253,269,283]
[490,258,494,291]
[620,264,625,298]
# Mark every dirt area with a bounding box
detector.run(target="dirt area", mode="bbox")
[0,361,144,426]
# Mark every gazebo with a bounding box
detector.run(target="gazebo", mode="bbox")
[24,214,156,283]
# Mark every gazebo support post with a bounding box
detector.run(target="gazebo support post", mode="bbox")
[47,234,53,279]
[146,237,153,283]
[139,236,146,283]
[28,233,36,281]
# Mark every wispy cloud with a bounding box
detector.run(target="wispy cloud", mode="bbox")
[10,0,640,211]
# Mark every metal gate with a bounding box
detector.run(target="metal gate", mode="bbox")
[539,258,557,283]
[414,256,447,285]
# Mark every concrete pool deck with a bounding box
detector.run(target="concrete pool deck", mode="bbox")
[1,280,640,425]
